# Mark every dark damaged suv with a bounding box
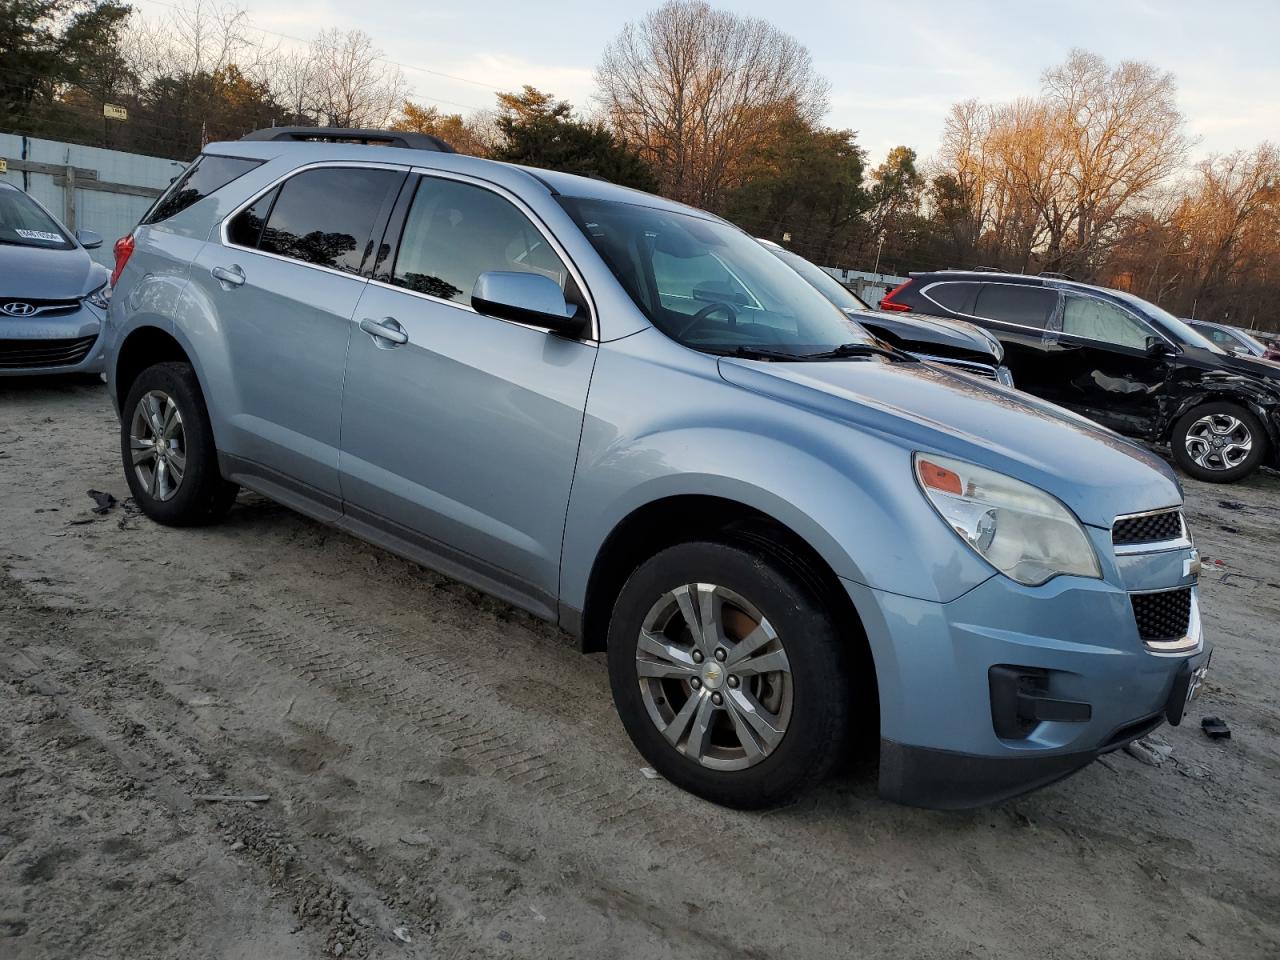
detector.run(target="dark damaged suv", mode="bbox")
[882,271,1280,483]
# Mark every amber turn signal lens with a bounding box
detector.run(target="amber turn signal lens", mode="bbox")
[917,458,963,495]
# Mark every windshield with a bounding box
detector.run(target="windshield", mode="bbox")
[1218,326,1266,355]
[559,197,875,356]
[763,244,871,312]
[1110,289,1222,353]
[0,187,72,250]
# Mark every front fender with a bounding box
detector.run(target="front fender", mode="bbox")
[560,333,996,615]
[1163,381,1280,456]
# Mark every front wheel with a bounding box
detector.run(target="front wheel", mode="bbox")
[120,361,238,526]
[607,541,853,809]
[1170,402,1267,483]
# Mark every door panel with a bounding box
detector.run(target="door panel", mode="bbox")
[339,174,597,605]
[193,165,405,498]
[190,242,365,498]
[966,283,1065,406]
[1045,295,1171,434]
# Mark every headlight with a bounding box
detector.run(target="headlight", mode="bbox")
[914,452,1101,586]
[85,281,112,309]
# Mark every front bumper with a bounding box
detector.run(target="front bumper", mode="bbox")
[846,570,1210,810]
[0,302,106,375]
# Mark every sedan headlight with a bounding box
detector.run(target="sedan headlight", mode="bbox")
[85,281,112,309]
[914,452,1101,586]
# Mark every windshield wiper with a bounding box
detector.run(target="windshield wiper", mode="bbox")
[708,345,814,362]
[799,342,917,362]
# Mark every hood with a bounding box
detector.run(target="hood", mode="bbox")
[849,308,1004,363]
[719,355,1180,528]
[0,243,104,299]
[1193,345,1280,383]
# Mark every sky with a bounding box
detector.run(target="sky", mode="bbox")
[135,0,1280,166]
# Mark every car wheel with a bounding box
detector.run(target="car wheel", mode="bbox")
[1171,401,1267,483]
[120,361,238,525]
[607,541,853,809]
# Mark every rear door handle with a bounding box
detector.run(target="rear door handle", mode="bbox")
[211,264,246,288]
[359,317,408,346]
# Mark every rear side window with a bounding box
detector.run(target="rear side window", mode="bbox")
[923,281,978,315]
[226,187,277,249]
[391,177,572,303]
[143,154,262,225]
[974,284,1057,329]
[251,167,403,274]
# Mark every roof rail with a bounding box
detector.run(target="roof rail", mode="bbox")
[240,126,455,153]
[1038,270,1074,280]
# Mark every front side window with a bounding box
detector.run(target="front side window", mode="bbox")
[1061,296,1151,349]
[974,284,1058,329]
[391,177,571,304]
[253,167,402,274]
[559,197,875,356]
[0,187,71,249]
[144,154,262,225]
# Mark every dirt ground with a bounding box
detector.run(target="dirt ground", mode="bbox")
[1,376,1277,960]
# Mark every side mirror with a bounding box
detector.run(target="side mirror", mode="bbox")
[472,271,586,337]
[76,229,103,249]
[1145,335,1170,356]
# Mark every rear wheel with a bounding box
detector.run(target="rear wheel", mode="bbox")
[607,541,853,809]
[1171,401,1267,483]
[120,361,238,525]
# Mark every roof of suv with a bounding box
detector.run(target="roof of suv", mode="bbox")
[205,137,711,220]
[910,269,1140,302]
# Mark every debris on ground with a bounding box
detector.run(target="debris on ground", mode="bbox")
[1201,717,1232,739]
[87,489,118,514]
[640,766,661,780]
[392,927,412,943]
[193,793,271,803]
[1125,736,1174,766]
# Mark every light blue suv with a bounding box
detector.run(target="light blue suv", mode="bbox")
[104,128,1210,809]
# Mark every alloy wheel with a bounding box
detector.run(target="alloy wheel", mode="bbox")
[1184,413,1252,471]
[636,583,793,771]
[129,390,187,501]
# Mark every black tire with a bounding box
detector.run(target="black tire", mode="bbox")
[120,361,238,526]
[1170,401,1268,483]
[607,541,853,809]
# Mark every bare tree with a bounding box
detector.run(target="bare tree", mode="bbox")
[308,28,406,128]
[594,0,828,209]
[932,50,1191,276]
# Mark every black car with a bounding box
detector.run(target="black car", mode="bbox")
[881,271,1280,482]
[758,241,1013,385]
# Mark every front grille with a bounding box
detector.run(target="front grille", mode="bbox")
[1113,509,1182,546]
[1131,588,1192,642]
[0,297,81,317]
[0,336,96,369]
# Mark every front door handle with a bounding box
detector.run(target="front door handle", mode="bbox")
[360,317,408,346]
[211,264,246,288]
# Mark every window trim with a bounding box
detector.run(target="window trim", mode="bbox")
[366,166,599,342]
[219,159,413,282]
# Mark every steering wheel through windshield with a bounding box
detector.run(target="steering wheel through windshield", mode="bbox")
[676,301,738,340]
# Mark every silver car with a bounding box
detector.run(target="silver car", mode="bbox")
[103,129,1208,810]
[0,181,110,375]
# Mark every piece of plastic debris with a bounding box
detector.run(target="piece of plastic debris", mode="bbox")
[1201,716,1231,739]
[392,927,412,943]
[87,489,118,514]
[640,766,660,780]
[1124,737,1170,766]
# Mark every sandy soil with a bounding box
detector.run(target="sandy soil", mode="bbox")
[1,376,1278,960]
